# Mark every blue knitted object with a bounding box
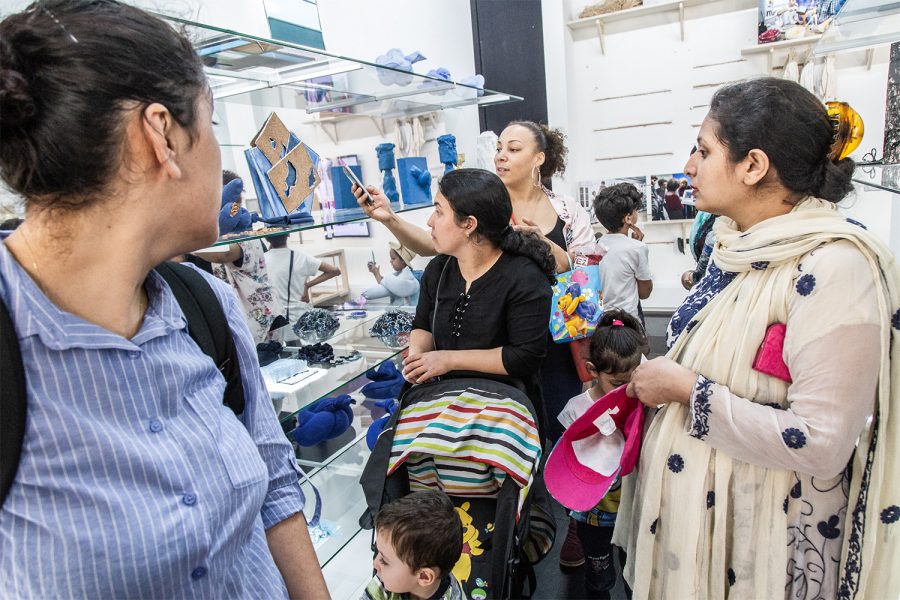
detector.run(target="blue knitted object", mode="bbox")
[218,178,263,235]
[375,48,426,86]
[437,134,457,174]
[366,399,397,450]
[397,157,432,206]
[292,394,356,446]
[361,361,404,400]
[221,178,243,208]
[376,143,399,203]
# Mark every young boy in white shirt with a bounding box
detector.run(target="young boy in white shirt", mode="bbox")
[593,183,653,320]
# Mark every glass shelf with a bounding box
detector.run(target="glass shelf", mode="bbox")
[164,15,522,115]
[205,201,431,248]
[271,308,411,425]
[852,163,900,194]
[301,433,373,567]
[262,306,409,566]
[814,0,900,55]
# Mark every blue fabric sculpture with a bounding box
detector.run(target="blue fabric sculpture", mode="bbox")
[460,74,486,97]
[437,134,458,174]
[361,361,405,400]
[376,143,400,203]
[292,394,356,446]
[396,157,432,206]
[421,67,452,93]
[409,165,432,194]
[366,399,397,450]
[375,48,426,86]
[218,178,262,235]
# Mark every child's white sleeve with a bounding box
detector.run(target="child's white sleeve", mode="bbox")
[635,243,653,281]
[558,392,595,429]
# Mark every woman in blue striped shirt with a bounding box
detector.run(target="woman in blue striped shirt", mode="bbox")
[0,2,328,598]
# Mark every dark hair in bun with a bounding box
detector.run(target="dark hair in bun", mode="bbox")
[507,120,568,181]
[438,168,556,283]
[708,78,855,204]
[0,0,207,210]
[588,309,647,375]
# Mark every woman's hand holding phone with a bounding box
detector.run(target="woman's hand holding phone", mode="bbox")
[352,183,396,224]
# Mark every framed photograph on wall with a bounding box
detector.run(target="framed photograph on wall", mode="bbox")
[324,221,370,239]
[648,173,694,221]
[580,176,650,224]
[758,0,847,42]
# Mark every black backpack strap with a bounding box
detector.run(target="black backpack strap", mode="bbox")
[0,296,27,509]
[154,262,245,415]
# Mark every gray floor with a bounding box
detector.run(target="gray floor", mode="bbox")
[530,311,670,600]
[531,499,629,600]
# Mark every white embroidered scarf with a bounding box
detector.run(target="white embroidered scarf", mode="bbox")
[619,198,899,599]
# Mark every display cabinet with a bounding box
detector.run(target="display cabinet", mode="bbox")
[164,15,523,247]
[261,308,408,567]
[163,15,519,572]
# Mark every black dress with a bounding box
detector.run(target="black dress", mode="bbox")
[412,252,551,416]
[542,217,583,442]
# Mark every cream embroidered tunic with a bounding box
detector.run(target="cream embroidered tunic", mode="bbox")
[614,199,900,600]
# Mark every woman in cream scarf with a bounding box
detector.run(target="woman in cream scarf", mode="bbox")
[616,78,898,599]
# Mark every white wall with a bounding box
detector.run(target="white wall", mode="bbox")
[546,0,893,310]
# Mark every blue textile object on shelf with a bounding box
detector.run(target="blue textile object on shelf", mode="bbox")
[459,74,485,97]
[426,67,452,81]
[396,157,432,206]
[331,164,364,210]
[244,131,316,222]
[221,178,243,208]
[218,178,264,235]
[375,48,426,86]
[437,134,457,174]
[366,399,397,451]
[361,361,404,400]
[420,67,452,93]
[218,205,260,235]
[376,143,399,203]
[292,394,356,446]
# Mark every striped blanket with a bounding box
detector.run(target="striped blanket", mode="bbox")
[387,384,542,516]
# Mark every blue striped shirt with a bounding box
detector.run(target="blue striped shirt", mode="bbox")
[0,236,305,598]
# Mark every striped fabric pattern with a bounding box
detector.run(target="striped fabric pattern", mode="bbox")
[388,386,541,515]
[0,238,304,599]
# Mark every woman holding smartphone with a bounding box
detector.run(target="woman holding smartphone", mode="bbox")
[352,122,594,444]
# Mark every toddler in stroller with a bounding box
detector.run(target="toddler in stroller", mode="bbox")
[360,378,556,599]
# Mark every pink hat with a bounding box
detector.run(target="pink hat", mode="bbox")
[545,386,645,512]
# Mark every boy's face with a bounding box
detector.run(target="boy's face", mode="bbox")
[374,529,429,594]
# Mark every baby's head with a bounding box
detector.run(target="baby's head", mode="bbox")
[374,491,463,595]
[587,309,647,395]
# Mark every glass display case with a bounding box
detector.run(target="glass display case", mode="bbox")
[163,15,523,247]
[263,308,410,567]
[161,16,519,569]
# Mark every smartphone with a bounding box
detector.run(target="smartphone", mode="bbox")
[343,165,374,205]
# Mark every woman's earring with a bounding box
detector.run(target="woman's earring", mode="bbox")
[532,166,541,188]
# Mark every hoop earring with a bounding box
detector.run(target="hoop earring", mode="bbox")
[532,166,541,188]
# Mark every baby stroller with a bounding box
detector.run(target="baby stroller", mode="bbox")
[359,378,556,599]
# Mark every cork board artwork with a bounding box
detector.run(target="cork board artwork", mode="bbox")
[252,113,291,166]
[267,143,321,214]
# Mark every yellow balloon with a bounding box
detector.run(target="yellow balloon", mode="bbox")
[826,101,865,160]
